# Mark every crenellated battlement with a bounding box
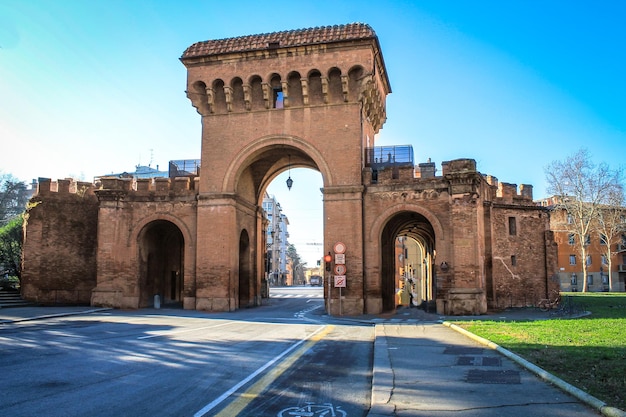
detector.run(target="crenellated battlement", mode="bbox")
[35,176,200,202]
[36,178,97,197]
[181,23,390,133]
[365,158,481,190]
[364,158,534,203]
[95,176,200,202]
[494,181,534,203]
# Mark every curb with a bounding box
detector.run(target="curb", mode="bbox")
[368,324,395,416]
[0,308,112,324]
[443,321,626,417]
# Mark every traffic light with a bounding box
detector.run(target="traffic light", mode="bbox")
[324,252,332,271]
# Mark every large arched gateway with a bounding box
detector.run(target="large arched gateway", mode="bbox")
[21,24,558,315]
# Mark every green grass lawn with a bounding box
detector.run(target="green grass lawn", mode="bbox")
[456,293,626,411]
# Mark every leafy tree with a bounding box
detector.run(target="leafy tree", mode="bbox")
[545,148,624,292]
[287,243,307,285]
[0,216,23,281]
[1,173,29,226]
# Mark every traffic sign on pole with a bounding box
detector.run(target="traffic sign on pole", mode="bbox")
[333,242,346,254]
[334,275,346,288]
[334,264,347,275]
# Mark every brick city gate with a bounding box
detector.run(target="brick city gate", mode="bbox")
[21,24,558,315]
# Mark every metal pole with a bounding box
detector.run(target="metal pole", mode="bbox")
[327,270,331,315]
[339,286,342,316]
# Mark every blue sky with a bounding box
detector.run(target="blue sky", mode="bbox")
[1,0,624,265]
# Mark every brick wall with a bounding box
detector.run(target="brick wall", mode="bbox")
[21,179,99,304]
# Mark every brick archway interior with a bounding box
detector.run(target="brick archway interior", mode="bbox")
[235,144,323,307]
[238,229,252,308]
[138,220,184,308]
[381,211,435,312]
[238,144,321,204]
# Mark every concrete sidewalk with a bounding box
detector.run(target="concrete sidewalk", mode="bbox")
[0,305,111,324]
[366,309,626,417]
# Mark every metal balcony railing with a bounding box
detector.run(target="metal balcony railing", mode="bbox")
[169,159,200,177]
[365,145,414,168]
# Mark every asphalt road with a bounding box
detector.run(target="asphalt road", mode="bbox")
[0,286,374,417]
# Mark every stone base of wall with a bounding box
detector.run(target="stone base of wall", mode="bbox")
[183,297,196,310]
[438,288,487,315]
[366,297,383,315]
[22,285,92,305]
[328,297,364,316]
[91,288,123,308]
[195,297,236,312]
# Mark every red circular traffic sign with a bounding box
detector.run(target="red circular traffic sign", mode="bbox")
[334,264,347,275]
[333,242,346,254]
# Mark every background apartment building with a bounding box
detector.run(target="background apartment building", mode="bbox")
[541,200,626,292]
[262,193,290,287]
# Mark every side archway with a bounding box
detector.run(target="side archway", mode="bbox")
[137,220,184,308]
[238,229,253,308]
[375,209,439,312]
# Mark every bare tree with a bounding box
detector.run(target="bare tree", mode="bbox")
[545,148,623,292]
[596,186,626,291]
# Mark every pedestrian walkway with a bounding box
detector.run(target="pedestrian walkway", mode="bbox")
[0,306,110,324]
[362,306,624,417]
[367,321,612,417]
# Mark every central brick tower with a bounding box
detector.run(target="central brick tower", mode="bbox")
[180,24,390,314]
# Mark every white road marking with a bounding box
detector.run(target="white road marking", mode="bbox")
[137,320,236,340]
[193,325,327,417]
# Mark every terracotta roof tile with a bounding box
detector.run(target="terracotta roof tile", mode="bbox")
[181,23,377,59]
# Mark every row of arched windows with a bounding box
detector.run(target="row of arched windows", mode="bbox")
[187,66,370,115]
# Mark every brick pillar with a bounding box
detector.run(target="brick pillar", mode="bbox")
[195,195,238,311]
[323,185,365,315]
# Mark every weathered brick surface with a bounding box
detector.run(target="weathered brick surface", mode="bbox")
[21,183,99,304]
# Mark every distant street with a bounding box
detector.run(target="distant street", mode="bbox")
[0,286,374,417]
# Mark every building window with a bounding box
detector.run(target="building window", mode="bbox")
[602,255,608,265]
[510,255,517,266]
[584,234,591,246]
[568,234,575,245]
[508,217,517,236]
[600,234,608,245]
[567,213,573,224]
[587,274,593,286]
[273,88,284,108]
[569,255,576,265]
[571,273,577,285]
[586,255,592,266]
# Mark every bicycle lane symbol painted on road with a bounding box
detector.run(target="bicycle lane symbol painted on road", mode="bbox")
[277,402,347,417]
